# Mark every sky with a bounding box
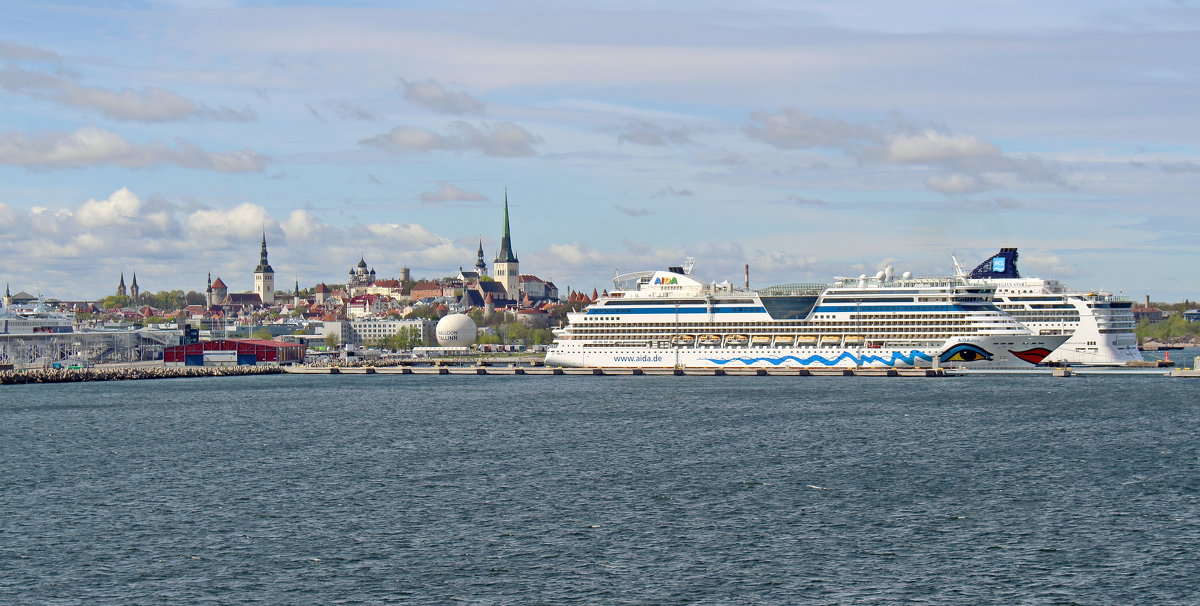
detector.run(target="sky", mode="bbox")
[1,0,1198,302]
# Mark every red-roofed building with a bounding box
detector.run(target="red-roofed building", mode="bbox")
[410,281,446,300]
[518,274,559,302]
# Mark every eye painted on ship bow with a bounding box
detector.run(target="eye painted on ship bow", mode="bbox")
[939,343,994,363]
[1009,347,1053,365]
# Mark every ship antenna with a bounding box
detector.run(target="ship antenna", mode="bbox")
[951,254,966,278]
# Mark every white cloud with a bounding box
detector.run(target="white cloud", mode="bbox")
[0,41,60,63]
[616,121,693,146]
[745,109,880,151]
[419,181,487,203]
[76,187,143,228]
[0,127,266,171]
[0,65,254,122]
[881,130,999,163]
[186,203,274,240]
[360,120,540,156]
[745,109,1063,193]
[401,78,486,115]
[653,186,695,197]
[615,205,653,216]
[925,173,993,194]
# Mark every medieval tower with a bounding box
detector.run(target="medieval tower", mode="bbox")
[254,232,276,305]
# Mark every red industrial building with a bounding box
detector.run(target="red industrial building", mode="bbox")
[164,339,304,367]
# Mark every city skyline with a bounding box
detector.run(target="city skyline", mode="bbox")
[2,2,1199,300]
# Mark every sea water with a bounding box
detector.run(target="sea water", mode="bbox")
[2,373,1197,604]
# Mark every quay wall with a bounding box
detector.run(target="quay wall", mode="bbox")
[1,365,282,385]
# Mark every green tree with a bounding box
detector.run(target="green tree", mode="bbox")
[100,295,132,309]
[252,329,274,340]
[324,332,341,349]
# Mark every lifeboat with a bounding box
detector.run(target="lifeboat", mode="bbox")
[844,335,865,344]
[751,335,773,346]
[698,334,722,346]
[725,334,749,346]
[774,335,796,345]
[670,334,695,346]
[820,335,842,345]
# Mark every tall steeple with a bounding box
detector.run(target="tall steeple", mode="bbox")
[116,272,127,297]
[475,239,488,275]
[255,231,274,274]
[130,272,140,305]
[2,283,11,308]
[492,190,520,299]
[495,191,518,264]
[254,230,276,305]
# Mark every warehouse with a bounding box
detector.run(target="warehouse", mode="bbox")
[163,339,304,367]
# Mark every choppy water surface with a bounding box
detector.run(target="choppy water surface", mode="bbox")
[2,374,1198,604]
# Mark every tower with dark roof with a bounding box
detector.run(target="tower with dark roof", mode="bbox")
[254,231,276,304]
[493,192,520,299]
[2,283,11,308]
[116,273,127,297]
[475,240,488,276]
[130,272,140,305]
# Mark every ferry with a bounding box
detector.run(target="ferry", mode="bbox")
[955,249,1143,366]
[545,259,1067,369]
[0,301,74,335]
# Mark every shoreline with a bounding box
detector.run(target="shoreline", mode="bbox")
[0,365,282,385]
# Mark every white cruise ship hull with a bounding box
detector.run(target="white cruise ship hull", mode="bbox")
[546,335,1068,370]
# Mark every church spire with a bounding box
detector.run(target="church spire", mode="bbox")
[255,230,274,274]
[495,190,518,263]
[475,239,488,274]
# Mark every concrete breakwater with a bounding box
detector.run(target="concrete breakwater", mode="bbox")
[1,365,282,385]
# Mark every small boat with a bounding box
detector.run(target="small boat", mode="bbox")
[774,335,796,345]
[845,335,865,344]
[670,334,695,346]
[820,335,842,345]
[698,334,722,346]
[794,335,816,344]
[751,335,772,346]
[725,334,749,346]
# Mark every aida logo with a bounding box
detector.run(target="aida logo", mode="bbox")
[653,277,679,285]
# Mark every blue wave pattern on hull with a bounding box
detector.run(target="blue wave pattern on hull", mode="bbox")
[703,350,935,367]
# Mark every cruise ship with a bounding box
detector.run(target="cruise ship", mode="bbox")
[0,301,74,335]
[955,248,1143,365]
[545,260,1068,369]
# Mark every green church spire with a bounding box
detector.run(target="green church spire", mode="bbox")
[495,190,518,263]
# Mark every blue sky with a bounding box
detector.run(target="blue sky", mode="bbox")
[1,1,1198,301]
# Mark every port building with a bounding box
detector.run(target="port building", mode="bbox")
[163,339,304,366]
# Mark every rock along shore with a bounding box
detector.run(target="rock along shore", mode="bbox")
[0,365,283,385]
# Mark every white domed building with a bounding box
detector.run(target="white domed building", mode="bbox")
[435,314,477,347]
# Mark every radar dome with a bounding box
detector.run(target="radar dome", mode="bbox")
[436,314,477,347]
